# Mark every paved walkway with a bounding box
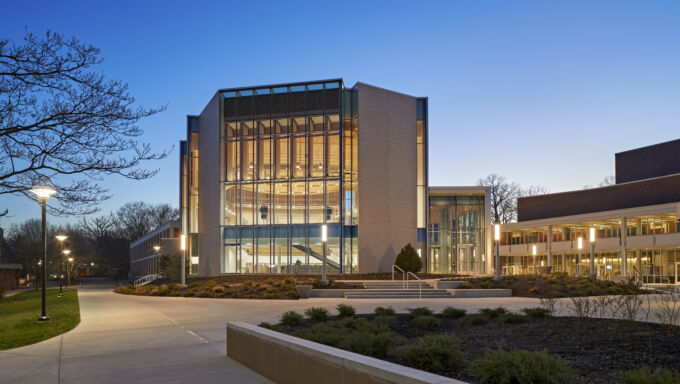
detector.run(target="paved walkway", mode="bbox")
[2,278,676,383]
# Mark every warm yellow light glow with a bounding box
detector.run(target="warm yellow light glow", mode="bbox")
[180,235,186,251]
[494,224,500,241]
[63,249,71,255]
[68,257,74,262]
[321,224,327,242]
[532,245,537,256]
[590,227,596,243]
[55,235,68,242]
[153,245,161,252]
[577,237,583,249]
[31,187,57,201]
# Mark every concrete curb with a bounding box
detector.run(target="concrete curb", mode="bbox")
[227,322,467,384]
[448,289,512,298]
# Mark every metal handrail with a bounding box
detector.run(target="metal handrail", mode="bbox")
[406,272,422,299]
[392,265,406,289]
[133,274,160,287]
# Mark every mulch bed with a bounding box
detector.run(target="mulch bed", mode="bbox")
[286,313,680,383]
[444,274,644,298]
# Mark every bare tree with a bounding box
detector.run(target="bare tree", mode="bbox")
[599,175,616,187]
[0,30,167,216]
[114,201,178,242]
[148,203,179,230]
[115,201,152,241]
[479,174,522,224]
[521,185,549,197]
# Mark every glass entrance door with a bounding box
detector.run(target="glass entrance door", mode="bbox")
[457,245,474,274]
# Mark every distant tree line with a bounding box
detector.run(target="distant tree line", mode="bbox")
[2,202,178,278]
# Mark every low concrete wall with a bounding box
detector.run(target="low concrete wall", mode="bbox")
[448,289,512,298]
[309,289,349,298]
[436,281,464,289]
[227,322,466,384]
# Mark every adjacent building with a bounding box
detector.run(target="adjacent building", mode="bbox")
[499,139,680,284]
[178,79,491,277]
[129,220,181,277]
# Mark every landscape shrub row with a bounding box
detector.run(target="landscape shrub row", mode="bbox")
[263,304,679,384]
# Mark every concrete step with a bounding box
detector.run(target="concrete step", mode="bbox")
[362,282,433,289]
[344,289,453,299]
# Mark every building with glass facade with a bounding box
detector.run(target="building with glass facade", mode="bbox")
[179,79,479,276]
[499,139,680,284]
[428,187,491,275]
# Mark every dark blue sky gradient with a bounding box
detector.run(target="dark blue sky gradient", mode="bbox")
[2,0,679,226]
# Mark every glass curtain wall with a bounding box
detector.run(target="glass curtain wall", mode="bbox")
[220,81,356,274]
[428,195,486,274]
[187,116,200,274]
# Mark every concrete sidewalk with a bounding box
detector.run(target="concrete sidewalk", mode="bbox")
[3,279,675,383]
[0,287,274,384]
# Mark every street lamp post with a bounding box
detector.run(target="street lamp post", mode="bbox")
[180,235,187,288]
[494,224,501,281]
[589,227,596,279]
[55,235,67,297]
[61,249,71,296]
[153,245,161,276]
[67,257,74,288]
[31,186,56,322]
[577,236,583,276]
[321,224,328,286]
[532,245,537,275]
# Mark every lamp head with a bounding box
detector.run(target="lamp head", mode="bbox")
[589,227,596,243]
[321,224,327,242]
[180,235,186,251]
[577,237,583,250]
[31,187,57,201]
[153,245,161,252]
[68,257,74,263]
[532,245,537,256]
[494,224,500,241]
[63,249,71,255]
[55,235,68,242]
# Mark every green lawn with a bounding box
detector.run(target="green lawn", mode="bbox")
[0,289,80,350]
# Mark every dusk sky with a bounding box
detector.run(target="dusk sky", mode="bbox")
[2,0,679,227]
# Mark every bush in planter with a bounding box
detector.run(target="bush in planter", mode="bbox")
[394,243,422,273]
[280,311,304,327]
[373,315,396,329]
[498,313,527,324]
[472,349,575,384]
[341,329,401,358]
[374,306,395,316]
[336,303,356,318]
[620,367,680,384]
[479,306,507,319]
[305,307,330,322]
[522,307,551,318]
[399,334,465,373]
[442,307,466,319]
[408,307,434,318]
[296,321,348,347]
[459,314,487,327]
[414,315,440,330]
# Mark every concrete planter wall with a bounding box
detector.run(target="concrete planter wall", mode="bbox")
[436,281,464,289]
[449,289,512,298]
[227,322,467,384]
[295,285,313,298]
[309,289,348,298]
